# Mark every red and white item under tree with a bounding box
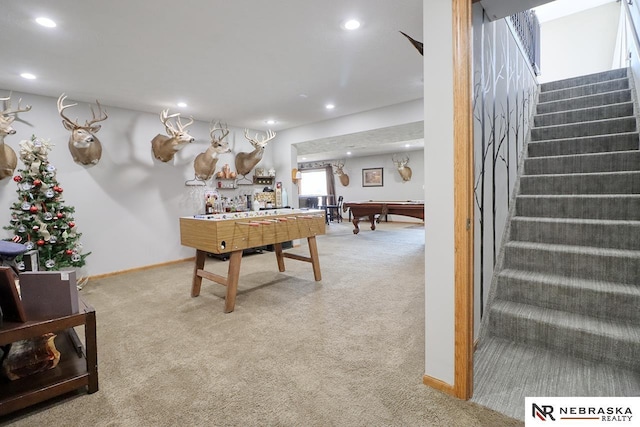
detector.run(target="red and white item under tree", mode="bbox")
[3,135,90,271]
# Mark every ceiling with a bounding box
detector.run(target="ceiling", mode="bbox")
[0,0,424,162]
[533,0,617,23]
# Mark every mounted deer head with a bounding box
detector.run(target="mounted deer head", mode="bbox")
[193,121,231,181]
[57,94,108,166]
[332,160,350,187]
[392,154,412,182]
[234,129,276,176]
[151,109,195,162]
[0,94,32,180]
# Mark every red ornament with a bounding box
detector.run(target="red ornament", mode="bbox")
[65,249,73,255]
[13,175,22,182]
[54,186,63,193]
[29,205,38,213]
[68,221,75,228]
[33,179,42,186]
[56,213,64,219]
[36,239,45,246]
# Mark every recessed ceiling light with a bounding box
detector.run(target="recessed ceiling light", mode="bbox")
[346,152,352,156]
[35,17,56,28]
[20,73,36,80]
[177,102,187,108]
[405,144,411,148]
[325,104,335,110]
[343,19,361,30]
[265,119,276,125]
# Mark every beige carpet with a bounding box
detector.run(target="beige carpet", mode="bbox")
[1,222,521,426]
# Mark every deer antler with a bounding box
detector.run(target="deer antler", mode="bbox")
[85,100,108,131]
[160,109,181,135]
[210,121,229,142]
[243,129,276,147]
[57,94,81,128]
[392,153,409,166]
[2,94,32,116]
[176,115,194,132]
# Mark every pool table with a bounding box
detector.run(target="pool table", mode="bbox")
[342,200,424,234]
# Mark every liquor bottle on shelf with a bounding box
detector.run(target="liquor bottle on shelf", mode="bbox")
[205,197,214,214]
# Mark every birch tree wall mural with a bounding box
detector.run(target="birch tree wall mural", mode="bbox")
[472,4,537,328]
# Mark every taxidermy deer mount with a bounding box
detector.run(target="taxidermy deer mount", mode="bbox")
[392,154,412,182]
[332,160,350,187]
[151,109,195,162]
[57,94,108,166]
[399,31,423,56]
[234,128,276,177]
[193,121,231,181]
[0,94,32,180]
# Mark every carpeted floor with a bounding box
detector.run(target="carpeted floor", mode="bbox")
[1,222,520,427]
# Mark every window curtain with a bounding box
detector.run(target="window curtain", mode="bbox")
[325,165,336,205]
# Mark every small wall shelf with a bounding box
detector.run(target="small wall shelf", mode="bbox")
[216,179,237,189]
[253,176,275,186]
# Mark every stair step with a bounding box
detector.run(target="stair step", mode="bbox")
[515,194,640,220]
[531,117,636,141]
[510,217,640,250]
[488,300,640,371]
[496,269,640,323]
[533,102,634,127]
[519,171,640,195]
[472,336,640,420]
[538,78,629,103]
[503,241,640,283]
[528,132,639,157]
[540,68,628,92]
[536,89,632,115]
[524,151,640,175]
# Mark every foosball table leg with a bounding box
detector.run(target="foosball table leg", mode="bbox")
[274,243,286,272]
[224,250,243,313]
[191,249,206,297]
[307,236,322,281]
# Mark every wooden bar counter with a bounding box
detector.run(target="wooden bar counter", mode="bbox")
[180,208,326,312]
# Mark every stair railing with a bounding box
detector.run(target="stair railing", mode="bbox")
[509,9,541,76]
[623,0,640,56]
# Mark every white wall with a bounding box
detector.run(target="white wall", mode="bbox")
[538,2,621,83]
[273,99,424,205]
[423,0,455,386]
[0,90,275,277]
[322,150,424,222]
[1,91,425,277]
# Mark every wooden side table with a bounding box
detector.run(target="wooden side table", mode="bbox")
[0,298,97,416]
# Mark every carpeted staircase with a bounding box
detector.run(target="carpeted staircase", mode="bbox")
[473,68,640,419]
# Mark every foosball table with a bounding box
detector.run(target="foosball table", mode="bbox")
[179,208,326,312]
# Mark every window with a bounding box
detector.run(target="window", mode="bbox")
[299,169,328,196]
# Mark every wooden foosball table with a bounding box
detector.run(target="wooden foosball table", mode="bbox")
[179,208,326,312]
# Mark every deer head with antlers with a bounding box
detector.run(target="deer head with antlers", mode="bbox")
[57,94,108,166]
[151,109,195,162]
[0,94,32,180]
[392,154,412,182]
[234,129,276,177]
[193,121,232,181]
[332,160,350,186]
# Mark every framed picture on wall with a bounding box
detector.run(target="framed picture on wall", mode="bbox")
[362,167,384,187]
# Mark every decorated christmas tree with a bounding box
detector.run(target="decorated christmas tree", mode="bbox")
[3,135,90,271]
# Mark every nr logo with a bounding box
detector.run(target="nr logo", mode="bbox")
[533,403,556,421]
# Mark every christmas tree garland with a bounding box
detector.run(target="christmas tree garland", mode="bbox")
[3,135,90,271]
